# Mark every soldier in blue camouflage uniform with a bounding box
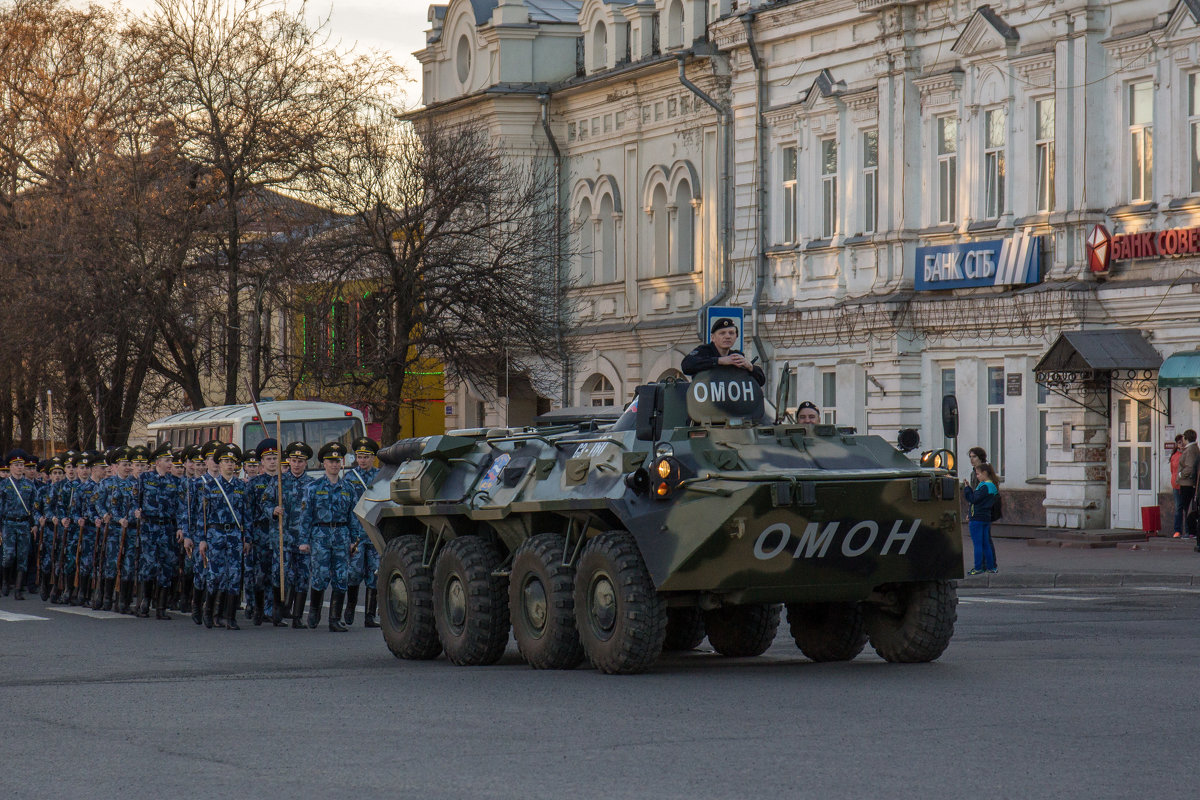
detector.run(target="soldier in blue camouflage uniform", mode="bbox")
[273,441,313,628]
[198,443,247,630]
[69,453,106,606]
[343,437,381,627]
[100,447,140,613]
[137,443,179,619]
[185,441,221,625]
[169,447,191,612]
[55,454,84,604]
[301,441,363,632]
[36,457,66,600]
[244,439,281,626]
[0,450,38,600]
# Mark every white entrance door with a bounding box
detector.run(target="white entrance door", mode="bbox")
[1111,397,1158,529]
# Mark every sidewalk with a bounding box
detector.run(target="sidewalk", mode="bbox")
[959,526,1200,588]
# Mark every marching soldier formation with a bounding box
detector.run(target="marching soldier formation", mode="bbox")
[0,436,384,632]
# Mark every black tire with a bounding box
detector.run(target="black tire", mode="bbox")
[863,580,957,663]
[663,607,706,652]
[433,536,510,666]
[509,534,584,670]
[703,604,781,658]
[573,531,666,675]
[379,536,441,660]
[786,602,868,662]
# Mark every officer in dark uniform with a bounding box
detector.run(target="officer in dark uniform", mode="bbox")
[681,317,766,386]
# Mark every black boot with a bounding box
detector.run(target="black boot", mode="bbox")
[99,577,113,611]
[156,587,172,620]
[226,592,241,630]
[2,563,11,596]
[329,590,348,632]
[202,591,216,629]
[365,587,380,628]
[272,589,290,627]
[252,590,265,626]
[179,576,193,613]
[137,582,152,617]
[214,592,227,628]
[119,580,133,614]
[13,570,26,600]
[192,585,206,624]
[40,571,51,601]
[343,584,359,625]
[291,587,307,629]
[307,589,323,629]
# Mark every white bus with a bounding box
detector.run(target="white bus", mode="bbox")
[147,401,367,471]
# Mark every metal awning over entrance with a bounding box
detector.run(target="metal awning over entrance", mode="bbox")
[1157,351,1200,388]
[1034,329,1165,418]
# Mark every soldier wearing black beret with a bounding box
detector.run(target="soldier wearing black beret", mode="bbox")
[682,317,765,386]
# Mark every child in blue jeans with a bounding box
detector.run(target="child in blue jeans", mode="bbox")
[962,463,999,575]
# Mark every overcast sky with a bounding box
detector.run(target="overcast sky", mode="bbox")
[89,0,428,108]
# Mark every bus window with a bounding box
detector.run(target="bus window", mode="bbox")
[242,421,305,454]
[218,425,232,443]
[304,419,365,470]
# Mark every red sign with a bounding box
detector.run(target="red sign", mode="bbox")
[1089,223,1200,271]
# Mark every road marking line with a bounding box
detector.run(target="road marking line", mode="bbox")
[1020,594,1102,602]
[46,607,131,620]
[0,609,50,622]
[958,597,1042,605]
[1132,586,1200,594]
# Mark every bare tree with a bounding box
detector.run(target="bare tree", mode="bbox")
[298,115,574,442]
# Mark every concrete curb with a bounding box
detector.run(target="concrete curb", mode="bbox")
[960,572,1200,589]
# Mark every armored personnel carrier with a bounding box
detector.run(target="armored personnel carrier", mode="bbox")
[356,367,962,674]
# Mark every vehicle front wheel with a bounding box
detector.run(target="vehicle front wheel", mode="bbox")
[509,533,584,670]
[786,601,867,662]
[862,580,957,663]
[433,536,510,666]
[704,604,781,658]
[379,536,441,660]
[573,531,666,675]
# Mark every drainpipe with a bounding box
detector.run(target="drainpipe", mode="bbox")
[741,13,770,383]
[539,93,571,406]
[676,54,734,324]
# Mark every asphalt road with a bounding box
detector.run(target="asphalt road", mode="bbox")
[1,588,1197,799]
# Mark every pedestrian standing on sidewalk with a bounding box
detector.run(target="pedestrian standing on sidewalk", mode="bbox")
[1170,434,1185,537]
[1176,430,1199,540]
[962,462,999,575]
[967,447,987,488]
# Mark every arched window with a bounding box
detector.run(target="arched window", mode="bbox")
[657,368,684,382]
[651,183,669,277]
[599,192,616,283]
[674,180,694,273]
[666,0,684,49]
[592,20,608,72]
[584,374,616,406]
[576,197,594,286]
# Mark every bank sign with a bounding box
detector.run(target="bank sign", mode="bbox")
[915,233,1042,291]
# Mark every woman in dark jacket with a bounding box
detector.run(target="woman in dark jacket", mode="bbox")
[962,462,999,575]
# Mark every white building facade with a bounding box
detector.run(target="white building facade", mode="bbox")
[415,0,1200,530]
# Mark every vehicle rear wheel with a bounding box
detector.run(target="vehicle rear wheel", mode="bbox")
[663,607,706,652]
[863,580,957,663]
[379,536,441,660]
[573,531,666,675]
[509,533,584,670]
[786,601,867,662]
[703,604,781,658]
[433,536,510,666]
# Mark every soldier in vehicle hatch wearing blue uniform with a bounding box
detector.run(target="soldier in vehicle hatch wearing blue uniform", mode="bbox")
[343,436,381,628]
[300,441,363,632]
[274,441,314,628]
[198,443,246,631]
[0,449,39,600]
[138,443,179,619]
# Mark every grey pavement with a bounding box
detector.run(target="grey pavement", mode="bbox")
[964,524,1200,588]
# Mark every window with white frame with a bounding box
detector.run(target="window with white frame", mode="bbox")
[1190,74,1200,194]
[937,115,958,224]
[940,367,956,450]
[820,138,838,238]
[780,145,797,244]
[821,370,837,424]
[1129,80,1153,203]
[862,130,878,234]
[585,374,615,406]
[983,108,1006,219]
[576,197,594,285]
[987,365,1005,477]
[1032,98,1055,212]
[1037,380,1050,477]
